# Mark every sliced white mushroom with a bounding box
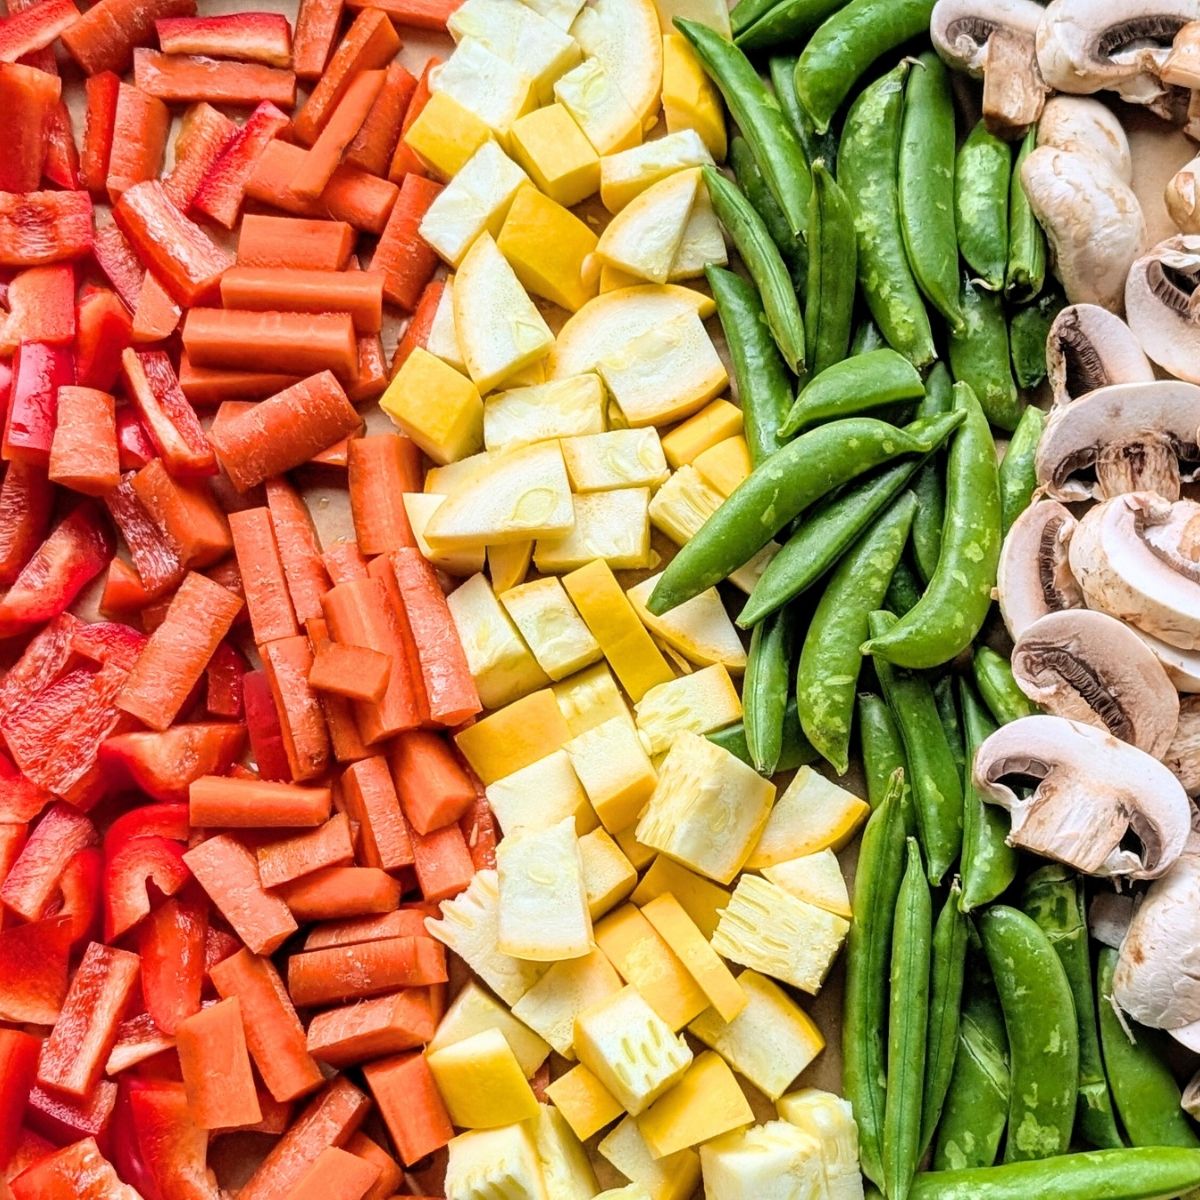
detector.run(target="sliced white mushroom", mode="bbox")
[1037,96,1134,181]
[1165,696,1200,795]
[931,0,1046,74]
[1167,153,1200,233]
[1171,1019,1200,1053]
[997,499,1084,639]
[1069,491,1200,650]
[1127,113,1197,247]
[1045,304,1155,407]
[1034,380,1200,503]
[1134,628,1200,692]
[974,714,1192,880]
[1089,890,1135,948]
[1161,19,1200,88]
[1125,235,1200,382]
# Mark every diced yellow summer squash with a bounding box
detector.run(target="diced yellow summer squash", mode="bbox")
[428,980,551,1077]
[426,1027,541,1128]
[640,892,745,1021]
[402,90,492,180]
[571,0,663,128]
[668,186,727,280]
[596,1187,654,1200]
[599,1116,701,1200]
[625,575,747,673]
[661,33,726,160]
[636,734,774,884]
[510,103,600,207]
[505,357,548,388]
[776,1087,863,1193]
[499,577,602,681]
[613,823,658,871]
[693,434,751,497]
[485,748,598,837]
[633,663,742,755]
[574,985,692,1115]
[598,310,727,427]
[660,398,742,467]
[554,57,642,156]
[520,0,585,32]
[445,1122,549,1200]
[488,540,534,594]
[426,870,550,1005]
[565,714,657,833]
[699,1121,826,1200]
[596,169,699,285]
[498,186,599,314]
[381,348,483,466]
[446,572,549,710]
[579,827,637,918]
[562,560,674,700]
[599,129,713,212]
[534,489,653,573]
[631,856,730,939]
[689,969,826,1100]
[455,687,571,783]
[545,1064,624,1141]
[512,949,624,1060]
[403,493,486,577]
[636,1052,754,1159]
[651,0,729,38]
[763,849,852,919]
[594,904,707,1030]
[426,276,466,372]
[425,449,494,495]
[560,429,669,492]
[746,767,871,868]
[598,262,645,292]
[552,662,630,736]
[484,375,606,456]
[530,1104,600,1200]
[432,37,537,149]
[711,875,850,995]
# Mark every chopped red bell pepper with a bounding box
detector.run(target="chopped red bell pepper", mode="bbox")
[115,406,155,472]
[80,70,120,195]
[105,1011,174,1076]
[100,723,245,804]
[0,0,80,65]
[43,102,80,191]
[0,763,48,823]
[90,223,141,312]
[156,11,292,65]
[190,99,289,229]
[134,47,296,107]
[121,1079,218,1200]
[137,894,205,1036]
[10,1136,136,1200]
[0,1030,38,1169]
[0,191,93,268]
[75,287,132,393]
[460,793,496,871]
[0,63,61,193]
[2,340,74,466]
[242,668,293,782]
[119,349,216,478]
[105,82,170,202]
[72,619,148,671]
[203,921,240,973]
[0,914,73,1023]
[61,0,195,74]
[102,474,186,598]
[20,1091,118,1163]
[205,639,245,718]
[0,265,74,353]
[5,1127,56,1181]
[0,611,80,715]
[131,268,183,345]
[106,801,189,849]
[0,461,53,586]
[43,845,102,943]
[103,834,189,941]
[161,101,236,211]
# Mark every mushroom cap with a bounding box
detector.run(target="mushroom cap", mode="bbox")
[1068,491,1200,650]
[974,714,1191,880]
[997,498,1083,639]
[1012,608,1180,757]
[1037,96,1133,181]
[1164,696,1200,796]
[1171,1019,1200,1054]
[930,0,1045,75]
[1045,304,1155,407]
[1034,380,1200,502]
[1134,627,1200,692]
[1021,146,1146,310]
[1125,234,1200,383]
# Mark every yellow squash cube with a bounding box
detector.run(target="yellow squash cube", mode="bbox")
[776,1088,862,1185]
[426,1027,540,1128]
[699,1122,826,1200]
[668,186,727,280]
[693,434,751,498]
[455,688,572,783]
[625,575,747,673]
[598,1117,700,1200]
[595,168,698,285]
[631,856,730,939]
[565,714,657,833]
[381,348,483,466]
[579,827,637,918]
[427,980,551,1077]
[636,1052,753,1158]
[763,849,852,919]
[403,493,486,577]
[433,37,537,149]
[401,90,491,180]
[534,489,654,574]
[530,1103,599,1200]
[498,186,599,313]
[614,823,657,871]
[552,662,631,737]
[485,748,598,837]
[510,103,600,207]
[488,539,534,594]
[746,767,870,868]
[661,34,726,160]
[599,128,713,212]
[484,375,606,455]
[560,429,669,492]
[633,663,742,755]
[554,56,642,156]
[660,397,742,467]
[445,1123,549,1200]
[545,1064,624,1140]
[500,576,602,681]
[512,947,624,1059]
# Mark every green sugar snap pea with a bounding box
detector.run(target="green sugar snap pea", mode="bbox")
[769,55,838,172]
[885,558,923,616]
[851,318,886,357]
[955,121,1011,292]
[707,696,818,774]
[743,609,794,776]
[858,692,911,812]
[998,404,1045,536]
[932,675,964,774]
[781,349,923,436]
[971,646,1036,727]
[729,135,806,291]
[804,161,857,376]
[948,276,1023,432]
[910,363,952,585]
[1010,289,1065,389]
[1006,126,1046,302]
[736,0,848,49]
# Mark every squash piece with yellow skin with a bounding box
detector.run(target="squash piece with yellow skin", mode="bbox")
[625,574,747,673]
[599,129,713,213]
[571,0,663,129]
[510,103,600,207]
[595,168,698,285]
[498,185,598,313]
[661,33,726,160]
[554,56,642,156]
[432,37,537,150]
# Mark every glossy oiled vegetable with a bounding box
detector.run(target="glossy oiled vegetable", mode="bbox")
[1006,126,1046,302]
[971,647,1036,727]
[804,161,857,375]
[743,609,793,775]
[729,136,806,290]
[997,403,1045,535]
[858,693,910,812]
[948,277,1023,432]
[921,880,968,1155]
[955,121,1010,293]
[707,695,818,773]
[781,349,923,435]
[735,0,846,49]
[909,363,951,584]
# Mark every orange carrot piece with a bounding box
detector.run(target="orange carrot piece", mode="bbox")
[229,507,299,645]
[365,554,430,727]
[345,61,415,177]
[340,755,413,871]
[106,83,169,201]
[288,936,447,1007]
[237,214,354,271]
[117,572,243,730]
[292,0,344,81]
[347,434,420,555]
[362,1051,454,1166]
[238,1077,371,1200]
[305,617,372,764]
[346,1131,404,1200]
[308,643,391,703]
[349,0,461,30]
[304,906,433,950]
[191,99,291,230]
[189,776,332,828]
[460,794,497,871]
[389,730,476,836]
[220,267,385,334]
[349,334,388,404]
[209,949,323,1104]
[130,457,231,569]
[388,56,438,183]
[390,279,442,375]
[292,69,385,200]
[133,48,296,107]
[218,1086,293,1137]
[276,866,402,922]
[209,371,363,492]
[306,990,439,1068]
[409,820,475,903]
[261,635,331,782]
[175,996,262,1130]
[131,269,182,344]
[292,9,401,146]
[370,172,441,311]
[178,356,298,404]
[291,1145,380,1200]
[256,812,354,889]
[322,541,369,585]
[264,478,330,624]
[162,102,237,210]
[48,387,119,496]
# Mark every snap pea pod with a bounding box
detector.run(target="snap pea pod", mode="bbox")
[921,880,969,1157]
[743,609,794,776]
[1097,947,1200,1149]
[781,349,923,436]
[899,52,963,332]
[843,769,909,1191]
[851,318,886,356]
[729,135,806,291]
[884,837,932,1200]
[948,277,1023,432]
[958,679,1017,912]
[729,0,784,36]
[706,266,793,469]
[998,404,1045,536]
[838,63,937,369]
[933,675,964,774]
[1022,867,1123,1151]
[647,410,965,615]
[972,646,1036,727]
[868,609,963,886]
[677,19,811,236]
[796,492,916,775]
[955,120,1011,292]
[913,1149,1200,1200]
[768,55,838,172]
[741,455,924,627]
[863,383,1001,669]
[858,692,911,813]
[737,0,848,50]
[794,0,937,134]
[707,696,818,773]
[911,363,952,584]
[980,905,1079,1163]
[885,559,922,617]
[934,976,1010,1171]
[1006,125,1046,302]
[1010,289,1065,389]
[703,166,806,374]
[804,161,856,376]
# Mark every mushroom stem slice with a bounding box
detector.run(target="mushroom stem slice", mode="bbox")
[1165,696,1200,795]
[1045,304,1154,406]
[1166,153,1200,234]
[1162,20,1200,89]
[974,714,1191,881]
[997,499,1083,640]
[982,26,1048,139]
[1125,235,1200,383]
[1096,439,1183,502]
[1135,628,1200,693]
[931,0,1046,76]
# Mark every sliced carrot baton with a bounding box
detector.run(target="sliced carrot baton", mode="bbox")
[292,0,342,80]
[366,554,430,727]
[190,99,290,229]
[130,269,182,344]
[371,172,442,311]
[345,61,415,176]
[155,12,293,66]
[388,56,438,182]
[409,820,475,903]
[348,0,461,30]
[0,191,93,268]
[361,1051,454,1166]
[256,812,354,889]
[340,755,413,871]
[220,267,385,334]
[133,47,296,107]
[0,63,60,193]
[292,69,385,201]
[105,82,169,202]
[322,540,369,585]
[304,905,433,950]
[0,0,80,62]
[461,793,498,871]
[229,507,299,645]
[305,618,372,764]
[276,866,403,922]
[390,279,442,375]
[189,776,332,828]
[178,356,298,406]
[348,434,420,554]
[350,334,388,404]
[79,71,119,194]
[48,387,119,497]
[265,478,330,623]
[120,348,216,477]
[287,936,448,1007]
[261,635,332,782]
[175,996,261,1130]
[183,309,359,384]
[129,457,231,569]
[161,101,236,210]
[308,643,391,703]
[237,215,354,271]
[345,1131,404,1200]
[291,1145,381,1200]
[390,730,477,836]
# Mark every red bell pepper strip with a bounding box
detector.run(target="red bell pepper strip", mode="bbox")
[105,82,169,201]
[80,70,119,195]
[118,1078,217,1200]
[105,800,189,848]
[102,475,186,598]
[60,0,195,74]
[71,619,147,671]
[100,723,245,804]
[292,0,342,80]
[75,287,131,392]
[0,461,53,586]
[0,915,72,1023]
[190,99,289,229]
[370,173,442,310]
[49,386,120,496]
[156,11,292,64]
[134,47,296,107]
[0,611,80,714]
[0,0,81,65]
[45,845,102,944]
[242,669,292,782]
[114,407,154,472]
[90,224,141,312]
[105,1011,174,1076]
[119,349,216,478]
[0,265,75,351]
[345,60,415,176]
[2,340,74,466]
[389,279,442,375]
[161,101,236,211]
[0,1030,38,1169]
[137,894,205,1036]
[5,1128,56,1181]
[205,639,245,717]
[0,769,47,824]
[0,191,93,268]
[43,102,80,191]
[0,64,61,193]
[103,835,189,941]
[388,55,438,182]
[9,1136,134,1200]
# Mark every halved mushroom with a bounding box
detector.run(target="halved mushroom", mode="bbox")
[1162,19,1200,88]
[1034,380,1200,502]
[1038,96,1134,181]
[1125,235,1200,382]
[1134,628,1200,692]
[1165,696,1200,795]
[1069,491,1200,649]
[997,499,1084,639]
[974,714,1191,880]
[1166,153,1200,233]
[1012,609,1181,757]
[1045,304,1155,406]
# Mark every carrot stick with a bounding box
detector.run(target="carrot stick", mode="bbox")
[349,334,387,405]
[131,457,231,569]
[304,906,432,950]
[305,617,372,764]
[389,730,476,836]
[361,1051,454,1166]
[306,990,439,1068]
[134,48,296,107]
[340,755,413,871]
[265,479,330,623]
[219,267,385,334]
[345,1132,403,1200]
[175,996,262,1129]
[237,215,354,272]
[292,69,385,201]
[130,269,182,344]
[208,948,323,1104]
[229,507,299,645]
[292,0,344,81]
[49,387,119,496]
[409,820,475,903]
[261,636,332,782]
[290,1146,380,1200]
[178,355,299,405]
[349,0,461,29]
[365,555,430,727]
[162,101,237,210]
[345,61,415,177]
[287,936,447,1007]
[276,866,403,922]
[389,280,442,375]
[209,371,362,492]
[191,99,291,230]
[183,308,358,383]
[105,83,169,201]
[347,434,421,554]
[256,812,354,889]
[370,172,441,310]
[189,776,332,828]
[388,56,438,183]
[308,643,391,703]
[322,541,369,585]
